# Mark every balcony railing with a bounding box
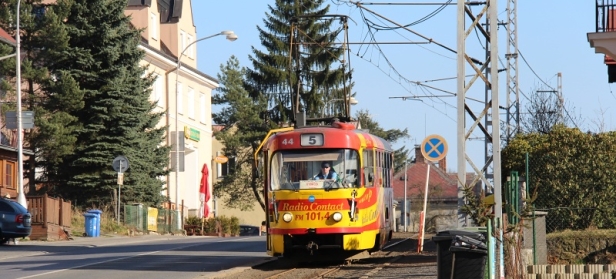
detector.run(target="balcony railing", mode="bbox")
[597,0,616,32]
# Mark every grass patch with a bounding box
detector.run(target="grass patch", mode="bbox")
[71,208,130,236]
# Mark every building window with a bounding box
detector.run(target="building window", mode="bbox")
[152,74,163,106]
[4,161,15,189]
[150,12,158,41]
[216,152,235,178]
[180,30,185,55]
[177,82,183,115]
[188,88,195,119]
[200,93,206,123]
[156,74,165,107]
[187,35,194,58]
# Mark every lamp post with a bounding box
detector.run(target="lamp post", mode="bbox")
[321,97,358,117]
[173,31,237,223]
[15,0,26,208]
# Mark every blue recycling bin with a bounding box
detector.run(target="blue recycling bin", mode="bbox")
[83,213,97,237]
[87,209,103,237]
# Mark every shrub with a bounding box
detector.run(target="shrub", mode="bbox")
[218,216,231,234]
[230,216,240,235]
[204,218,218,234]
[185,216,202,226]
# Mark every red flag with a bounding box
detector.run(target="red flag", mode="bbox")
[199,163,211,218]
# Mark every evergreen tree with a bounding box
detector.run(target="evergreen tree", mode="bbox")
[212,56,269,211]
[0,0,82,194]
[50,0,169,207]
[246,0,351,123]
[355,109,410,173]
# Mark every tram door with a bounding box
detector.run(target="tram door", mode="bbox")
[263,151,273,255]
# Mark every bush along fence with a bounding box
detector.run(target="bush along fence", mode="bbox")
[526,150,616,233]
[123,203,240,236]
[502,146,616,233]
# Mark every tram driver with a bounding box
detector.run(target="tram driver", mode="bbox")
[313,162,338,180]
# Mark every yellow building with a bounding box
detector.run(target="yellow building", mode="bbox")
[211,125,265,227]
[124,0,218,219]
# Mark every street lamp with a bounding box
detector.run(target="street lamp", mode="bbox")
[321,96,358,117]
[16,0,26,208]
[173,30,237,221]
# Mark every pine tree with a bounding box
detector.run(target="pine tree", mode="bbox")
[0,0,81,194]
[213,56,269,211]
[246,0,350,123]
[50,0,169,207]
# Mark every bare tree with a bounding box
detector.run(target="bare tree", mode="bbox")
[521,85,581,134]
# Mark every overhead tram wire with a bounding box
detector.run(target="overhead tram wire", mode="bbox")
[355,8,456,101]
[329,1,483,121]
[351,0,483,65]
[356,1,485,5]
[363,0,451,30]
[352,1,487,110]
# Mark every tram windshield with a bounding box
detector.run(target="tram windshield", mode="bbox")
[270,149,360,190]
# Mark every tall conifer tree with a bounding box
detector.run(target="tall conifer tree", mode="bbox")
[246,0,351,123]
[0,0,82,194]
[50,0,169,206]
[212,56,269,210]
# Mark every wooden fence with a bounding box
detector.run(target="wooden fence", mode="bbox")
[27,194,72,240]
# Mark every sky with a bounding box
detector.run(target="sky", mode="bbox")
[191,1,609,172]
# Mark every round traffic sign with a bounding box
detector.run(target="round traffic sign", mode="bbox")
[421,135,448,162]
[112,155,130,173]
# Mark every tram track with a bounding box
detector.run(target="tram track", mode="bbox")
[264,268,296,279]
[262,237,413,279]
[212,233,428,279]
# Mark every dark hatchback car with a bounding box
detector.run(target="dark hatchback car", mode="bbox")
[239,225,260,236]
[0,198,32,244]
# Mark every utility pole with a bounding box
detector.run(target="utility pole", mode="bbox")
[458,0,503,278]
[404,159,408,232]
[557,72,564,123]
[504,0,520,144]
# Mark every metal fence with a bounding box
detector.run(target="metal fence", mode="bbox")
[512,153,616,233]
[124,204,181,234]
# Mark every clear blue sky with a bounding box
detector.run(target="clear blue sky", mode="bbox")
[192,1,609,172]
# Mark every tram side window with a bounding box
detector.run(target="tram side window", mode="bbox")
[343,150,359,187]
[363,149,374,187]
[383,152,391,188]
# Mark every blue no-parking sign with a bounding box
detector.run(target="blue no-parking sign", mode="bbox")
[421,135,448,162]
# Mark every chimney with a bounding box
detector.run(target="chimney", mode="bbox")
[414,144,424,163]
[439,157,446,171]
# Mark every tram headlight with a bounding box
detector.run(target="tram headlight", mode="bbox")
[332,212,343,222]
[283,212,293,222]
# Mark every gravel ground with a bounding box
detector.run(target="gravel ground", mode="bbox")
[206,232,438,279]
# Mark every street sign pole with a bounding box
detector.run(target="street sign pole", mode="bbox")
[404,159,407,232]
[112,155,129,226]
[417,135,448,253]
[118,161,122,226]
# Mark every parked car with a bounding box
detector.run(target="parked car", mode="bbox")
[0,198,32,244]
[239,225,260,236]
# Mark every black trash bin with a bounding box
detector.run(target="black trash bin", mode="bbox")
[432,230,488,279]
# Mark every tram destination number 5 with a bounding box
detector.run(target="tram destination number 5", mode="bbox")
[300,134,324,146]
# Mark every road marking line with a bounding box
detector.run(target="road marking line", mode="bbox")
[16,242,207,279]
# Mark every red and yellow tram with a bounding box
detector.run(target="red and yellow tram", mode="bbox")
[255,121,395,259]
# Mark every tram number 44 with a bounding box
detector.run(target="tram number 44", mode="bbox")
[282,138,294,145]
[296,212,330,221]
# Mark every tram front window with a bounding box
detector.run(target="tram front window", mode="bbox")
[270,149,359,190]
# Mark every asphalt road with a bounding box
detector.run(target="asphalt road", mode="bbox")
[0,235,270,279]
